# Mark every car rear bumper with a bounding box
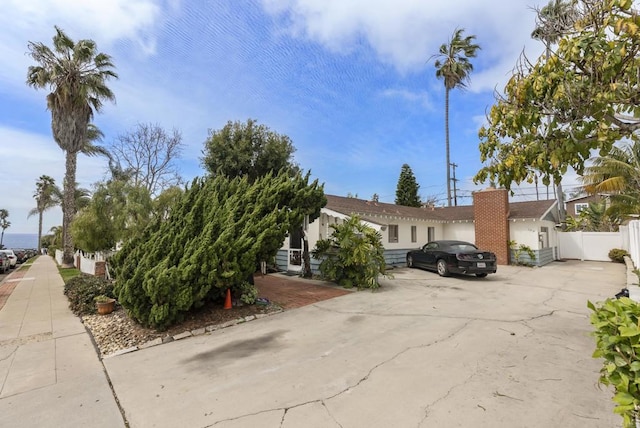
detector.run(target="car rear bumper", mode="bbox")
[449,261,496,275]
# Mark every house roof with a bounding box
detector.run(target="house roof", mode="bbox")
[325,195,445,222]
[565,194,600,203]
[324,194,557,223]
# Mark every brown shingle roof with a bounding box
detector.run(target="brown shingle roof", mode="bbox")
[324,194,557,223]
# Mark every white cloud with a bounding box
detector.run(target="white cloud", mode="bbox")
[0,0,165,91]
[260,0,549,91]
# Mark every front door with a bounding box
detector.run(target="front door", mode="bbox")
[288,227,303,272]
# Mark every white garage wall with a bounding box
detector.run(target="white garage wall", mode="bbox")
[442,222,475,243]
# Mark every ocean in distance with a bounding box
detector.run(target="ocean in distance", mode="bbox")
[1,233,38,249]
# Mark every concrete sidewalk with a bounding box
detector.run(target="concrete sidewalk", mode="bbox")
[0,256,125,427]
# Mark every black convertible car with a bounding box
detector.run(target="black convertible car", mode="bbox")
[406,240,497,277]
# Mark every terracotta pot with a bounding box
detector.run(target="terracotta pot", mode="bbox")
[96,299,116,315]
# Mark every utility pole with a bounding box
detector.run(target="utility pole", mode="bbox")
[450,162,458,207]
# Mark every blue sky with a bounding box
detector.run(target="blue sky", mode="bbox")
[1,0,574,233]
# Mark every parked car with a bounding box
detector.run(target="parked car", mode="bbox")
[0,252,9,273]
[406,240,497,278]
[0,249,17,268]
[12,249,26,263]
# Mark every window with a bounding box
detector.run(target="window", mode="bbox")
[575,203,588,214]
[411,226,417,243]
[388,225,399,243]
[427,227,435,242]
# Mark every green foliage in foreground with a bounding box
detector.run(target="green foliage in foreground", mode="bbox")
[312,215,387,290]
[590,298,640,428]
[64,274,115,315]
[609,249,629,264]
[111,172,325,329]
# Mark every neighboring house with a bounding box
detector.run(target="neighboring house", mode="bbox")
[565,194,602,217]
[277,188,560,272]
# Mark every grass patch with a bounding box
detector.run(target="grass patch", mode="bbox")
[16,255,39,271]
[58,266,81,283]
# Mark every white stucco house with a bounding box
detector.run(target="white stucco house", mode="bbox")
[276,188,561,272]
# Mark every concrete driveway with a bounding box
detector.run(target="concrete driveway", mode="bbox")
[104,261,624,428]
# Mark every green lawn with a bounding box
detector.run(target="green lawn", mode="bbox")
[58,266,81,283]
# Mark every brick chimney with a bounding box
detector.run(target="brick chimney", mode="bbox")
[474,188,510,265]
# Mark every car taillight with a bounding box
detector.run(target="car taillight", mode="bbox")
[457,254,474,261]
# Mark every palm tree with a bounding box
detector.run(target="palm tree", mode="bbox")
[531,0,578,45]
[0,209,10,249]
[433,29,480,206]
[580,142,640,223]
[26,26,117,266]
[28,175,60,253]
[42,225,63,253]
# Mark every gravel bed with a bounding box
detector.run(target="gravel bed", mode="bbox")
[82,302,282,358]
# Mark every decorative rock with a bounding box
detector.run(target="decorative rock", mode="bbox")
[219,320,239,329]
[205,325,218,332]
[243,315,256,322]
[139,338,163,349]
[191,328,206,336]
[104,346,138,358]
[173,331,192,340]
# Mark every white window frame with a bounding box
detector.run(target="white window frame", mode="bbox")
[388,225,399,243]
[427,227,435,242]
[575,203,588,214]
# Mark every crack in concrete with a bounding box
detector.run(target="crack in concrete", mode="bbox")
[321,399,344,428]
[0,346,17,362]
[205,320,474,428]
[418,365,481,427]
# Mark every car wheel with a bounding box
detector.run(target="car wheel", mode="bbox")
[436,259,449,277]
[407,255,413,268]
[475,273,488,278]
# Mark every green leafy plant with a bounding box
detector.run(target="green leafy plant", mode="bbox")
[238,281,258,305]
[111,171,325,329]
[64,274,115,315]
[94,294,114,303]
[609,248,629,264]
[589,298,640,427]
[312,215,388,290]
[508,240,536,266]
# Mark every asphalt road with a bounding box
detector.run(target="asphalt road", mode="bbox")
[104,261,624,428]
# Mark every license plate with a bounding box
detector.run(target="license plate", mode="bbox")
[477,262,486,268]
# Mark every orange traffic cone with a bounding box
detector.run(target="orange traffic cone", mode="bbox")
[223,289,232,309]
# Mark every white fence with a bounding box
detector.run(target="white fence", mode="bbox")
[629,220,640,268]
[54,249,109,277]
[557,230,628,261]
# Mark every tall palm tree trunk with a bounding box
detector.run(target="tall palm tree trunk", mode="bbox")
[37,211,43,253]
[445,88,451,207]
[62,151,78,267]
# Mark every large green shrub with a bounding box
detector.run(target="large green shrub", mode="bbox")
[312,215,387,290]
[609,248,629,263]
[589,298,640,427]
[111,172,325,329]
[64,274,115,315]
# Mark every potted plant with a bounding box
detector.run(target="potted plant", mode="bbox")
[95,294,116,315]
